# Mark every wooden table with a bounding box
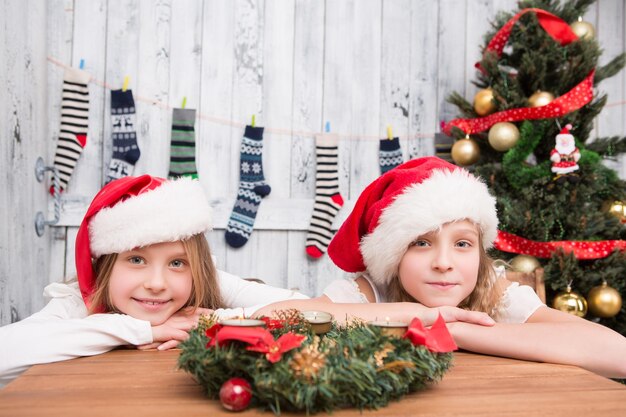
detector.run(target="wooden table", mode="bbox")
[1,350,625,416]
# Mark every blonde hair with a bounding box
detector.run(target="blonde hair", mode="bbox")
[88,234,223,314]
[385,229,500,314]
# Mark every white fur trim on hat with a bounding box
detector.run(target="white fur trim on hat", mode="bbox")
[89,177,212,257]
[360,168,498,286]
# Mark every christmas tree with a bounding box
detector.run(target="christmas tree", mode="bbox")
[443,0,626,336]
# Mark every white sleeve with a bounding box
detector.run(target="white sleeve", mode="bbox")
[0,283,152,388]
[322,279,370,303]
[215,269,309,318]
[493,282,545,324]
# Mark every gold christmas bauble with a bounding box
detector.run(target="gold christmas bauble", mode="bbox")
[528,91,555,107]
[570,19,595,39]
[606,200,626,223]
[473,88,496,116]
[553,286,587,317]
[588,282,622,318]
[451,136,480,166]
[510,254,541,274]
[488,122,520,152]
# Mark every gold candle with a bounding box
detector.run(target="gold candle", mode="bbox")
[218,318,266,327]
[302,310,333,334]
[369,318,408,338]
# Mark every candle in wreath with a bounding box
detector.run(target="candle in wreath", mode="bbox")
[369,318,409,338]
[302,310,333,334]
[219,318,266,327]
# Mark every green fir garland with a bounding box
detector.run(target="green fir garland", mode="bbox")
[178,311,453,415]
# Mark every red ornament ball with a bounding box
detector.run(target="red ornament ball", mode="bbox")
[219,377,252,412]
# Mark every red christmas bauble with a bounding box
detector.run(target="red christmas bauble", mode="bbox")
[219,377,252,412]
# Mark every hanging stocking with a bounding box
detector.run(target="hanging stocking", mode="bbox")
[168,108,198,179]
[51,67,90,194]
[106,89,140,183]
[306,134,344,258]
[379,136,403,174]
[225,126,271,248]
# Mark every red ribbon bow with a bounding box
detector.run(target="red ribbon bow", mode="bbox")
[403,314,458,353]
[206,325,305,363]
[442,8,593,137]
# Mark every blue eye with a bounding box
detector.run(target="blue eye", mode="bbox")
[170,259,186,268]
[412,240,429,247]
[456,241,472,248]
[129,256,144,265]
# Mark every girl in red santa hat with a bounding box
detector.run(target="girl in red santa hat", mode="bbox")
[267,156,626,378]
[0,175,309,387]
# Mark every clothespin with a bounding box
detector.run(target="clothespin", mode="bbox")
[387,125,393,140]
[251,114,256,127]
[122,76,130,92]
[79,59,85,70]
[181,96,187,109]
[325,121,331,133]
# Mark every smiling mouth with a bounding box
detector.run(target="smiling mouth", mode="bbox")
[132,298,171,307]
[428,283,458,290]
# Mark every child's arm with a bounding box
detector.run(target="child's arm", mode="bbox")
[254,295,496,327]
[0,311,153,388]
[0,282,156,387]
[215,269,309,318]
[447,306,626,378]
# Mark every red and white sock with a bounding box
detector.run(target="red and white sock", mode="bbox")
[306,134,344,258]
[52,67,90,194]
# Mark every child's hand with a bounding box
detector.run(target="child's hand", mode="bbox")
[419,305,495,327]
[145,307,214,351]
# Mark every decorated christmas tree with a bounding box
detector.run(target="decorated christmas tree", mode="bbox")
[443,0,626,335]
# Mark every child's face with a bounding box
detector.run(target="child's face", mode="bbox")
[398,220,480,308]
[108,241,193,325]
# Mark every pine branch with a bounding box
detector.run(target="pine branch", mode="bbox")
[586,136,626,159]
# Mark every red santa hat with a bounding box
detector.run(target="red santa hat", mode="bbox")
[75,175,212,306]
[327,157,498,287]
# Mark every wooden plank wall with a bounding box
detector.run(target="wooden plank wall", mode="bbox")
[1,0,624,325]
[0,0,51,325]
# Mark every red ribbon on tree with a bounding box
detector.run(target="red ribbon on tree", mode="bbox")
[442,8,594,136]
[481,8,578,66]
[403,314,458,353]
[495,230,626,259]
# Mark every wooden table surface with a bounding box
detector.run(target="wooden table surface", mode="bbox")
[1,349,625,417]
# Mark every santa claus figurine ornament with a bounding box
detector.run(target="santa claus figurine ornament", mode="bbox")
[550,124,581,184]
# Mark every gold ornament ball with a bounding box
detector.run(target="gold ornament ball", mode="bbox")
[528,91,555,107]
[607,200,626,223]
[473,88,496,116]
[570,19,595,39]
[553,286,587,317]
[451,137,480,166]
[588,282,622,318]
[488,122,520,152]
[510,254,541,274]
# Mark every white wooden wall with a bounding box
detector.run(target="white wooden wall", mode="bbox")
[1,0,625,325]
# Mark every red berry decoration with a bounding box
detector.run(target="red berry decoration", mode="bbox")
[219,377,252,412]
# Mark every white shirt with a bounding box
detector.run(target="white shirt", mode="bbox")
[0,269,307,388]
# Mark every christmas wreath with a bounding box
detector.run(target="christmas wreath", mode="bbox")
[178,310,456,414]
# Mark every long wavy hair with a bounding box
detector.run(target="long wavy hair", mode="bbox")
[385,229,500,314]
[88,233,223,314]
